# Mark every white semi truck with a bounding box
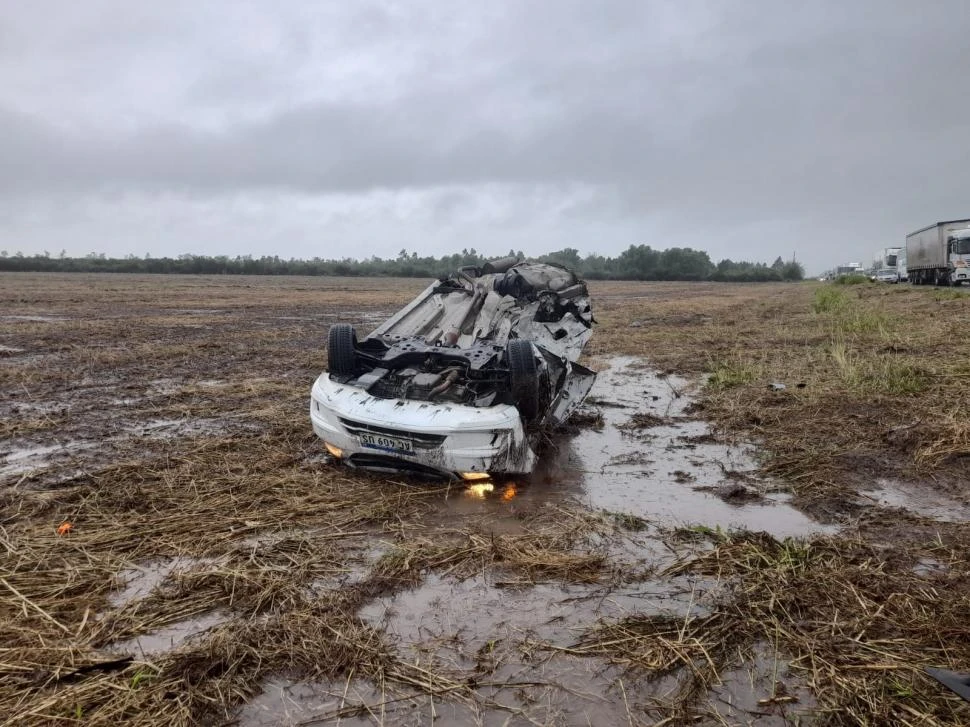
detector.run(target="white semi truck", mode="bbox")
[871,247,902,282]
[835,263,865,276]
[872,247,901,272]
[907,219,970,286]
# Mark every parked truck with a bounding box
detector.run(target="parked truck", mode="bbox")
[870,247,902,282]
[835,263,865,276]
[907,219,970,286]
[872,247,901,271]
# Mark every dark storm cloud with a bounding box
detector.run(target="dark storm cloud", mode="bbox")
[1,0,969,267]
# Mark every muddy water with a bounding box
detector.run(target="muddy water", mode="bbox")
[1,409,236,484]
[102,556,230,658]
[708,641,818,725]
[242,663,664,727]
[240,356,827,725]
[0,419,230,481]
[863,478,970,522]
[109,556,218,609]
[538,356,828,537]
[109,611,228,658]
[0,440,98,479]
[423,356,829,539]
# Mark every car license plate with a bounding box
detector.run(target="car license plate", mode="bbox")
[358,432,414,455]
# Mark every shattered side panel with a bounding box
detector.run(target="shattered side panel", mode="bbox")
[512,304,592,362]
[369,280,443,338]
[545,363,597,426]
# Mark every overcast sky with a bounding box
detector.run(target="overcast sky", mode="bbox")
[1,1,968,271]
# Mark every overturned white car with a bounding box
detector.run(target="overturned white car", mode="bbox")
[309,258,596,479]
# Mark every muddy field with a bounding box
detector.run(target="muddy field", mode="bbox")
[2,273,970,726]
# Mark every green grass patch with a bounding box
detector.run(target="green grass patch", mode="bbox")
[813,286,894,339]
[833,274,870,285]
[812,287,848,314]
[830,341,931,395]
[932,288,970,301]
[840,308,892,336]
[707,356,759,390]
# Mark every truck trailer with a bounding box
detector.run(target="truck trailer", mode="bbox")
[835,263,865,276]
[907,219,970,286]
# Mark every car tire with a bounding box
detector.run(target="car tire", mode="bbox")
[328,324,358,376]
[507,339,539,421]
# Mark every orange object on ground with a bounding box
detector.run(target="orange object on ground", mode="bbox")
[57,521,72,536]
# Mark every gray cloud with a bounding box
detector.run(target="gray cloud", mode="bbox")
[1,0,969,270]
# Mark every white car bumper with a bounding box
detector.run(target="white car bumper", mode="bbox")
[309,374,536,477]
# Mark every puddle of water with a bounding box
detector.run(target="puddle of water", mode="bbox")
[109,611,227,658]
[5,412,243,486]
[913,557,947,576]
[392,357,828,547]
[360,572,713,655]
[3,418,232,482]
[864,479,970,522]
[105,557,229,657]
[416,480,567,535]
[706,641,817,725]
[7,400,67,417]
[196,379,228,388]
[240,663,668,727]
[240,678,534,727]
[242,571,698,726]
[110,556,215,609]
[240,679,381,726]
[531,357,829,538]
[0,440,97,479]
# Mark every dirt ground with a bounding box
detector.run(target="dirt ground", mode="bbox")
[2,273,969,726]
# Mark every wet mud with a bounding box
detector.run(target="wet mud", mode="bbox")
[109,611,228,659]
[109,556,219,609]
[535,357,828,537]
[398,357,830,540]
[707,641,818,725]
[862,478,970,522]
[242,357,829,724]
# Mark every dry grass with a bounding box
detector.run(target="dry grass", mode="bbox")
[3,273,970,725]
[591,280,970,518]
[0,272,619,724]
[561,528,970,725]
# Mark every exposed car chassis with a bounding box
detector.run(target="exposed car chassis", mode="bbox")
[310,258,596,479]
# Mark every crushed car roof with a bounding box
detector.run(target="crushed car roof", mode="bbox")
[370,260,594,361]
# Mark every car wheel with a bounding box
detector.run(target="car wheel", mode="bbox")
[507,339,539,421]
[328,324,358,376]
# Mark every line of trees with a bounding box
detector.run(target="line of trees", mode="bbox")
[0,246,804,282]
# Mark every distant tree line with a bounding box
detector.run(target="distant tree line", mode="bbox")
[0,246,804,282]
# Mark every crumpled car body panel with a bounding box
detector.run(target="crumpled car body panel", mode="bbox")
[372,262,593,358]
[309,261,596,478]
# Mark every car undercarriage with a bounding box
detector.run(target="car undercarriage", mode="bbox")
[310,258,596,478]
